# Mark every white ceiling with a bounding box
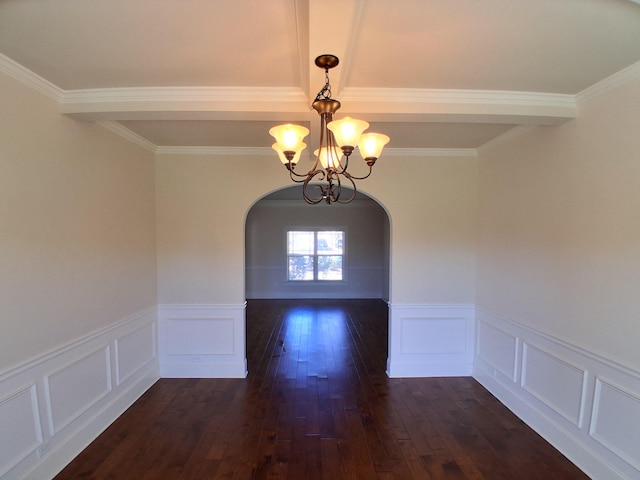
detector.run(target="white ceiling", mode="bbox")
[2,0,640,153]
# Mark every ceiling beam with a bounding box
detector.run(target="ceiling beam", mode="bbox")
[60,85,576,125]
[307,0,365,99]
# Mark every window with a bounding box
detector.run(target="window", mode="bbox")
[287,230,344,281]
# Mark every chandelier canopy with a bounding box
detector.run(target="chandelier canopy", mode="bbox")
[269,55,390,205]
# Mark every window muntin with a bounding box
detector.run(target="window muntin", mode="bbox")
[287,230,344,281]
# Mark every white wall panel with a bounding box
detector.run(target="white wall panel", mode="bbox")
[115,322,156,385]
[401,317,467,354]
[522,343,586,427]
[45,347,112,435]
[158,304,247,378]
[166,318,235,355]
[590,378,640,471]
[0,385,42,477]
[474,307,640,480]
[387,304,474,377]
[477,321,518,381]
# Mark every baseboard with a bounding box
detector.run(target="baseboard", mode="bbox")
[474,307,640,480]
[0,307,159,480]
[158,303,248,378]
[386,303,475,378]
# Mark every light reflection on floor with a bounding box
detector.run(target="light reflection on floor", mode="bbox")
[280,306,352,379]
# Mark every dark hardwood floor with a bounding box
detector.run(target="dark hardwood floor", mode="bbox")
[55,299,589,479]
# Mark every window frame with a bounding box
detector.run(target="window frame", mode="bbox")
[286,228,346,282]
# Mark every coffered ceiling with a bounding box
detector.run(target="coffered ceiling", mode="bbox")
[2,0,640,154]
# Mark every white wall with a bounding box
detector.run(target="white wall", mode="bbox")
[0,70,158,479]
[474,72,640,479]
[245,193,388,299]
[0,72,157,370]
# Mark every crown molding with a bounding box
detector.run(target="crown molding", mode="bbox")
[386,147,478,157]
[576,60,640,104]
[97,121,157,152]
[342,87,576,107]
[154,146,476,157]
[60,87,309,121]
[62,86,307,104]
[0,53,64,102]
[57,85,577,124]
[4,52,637,155]
[339,87,576,125]
[476,125,536,153]
[155,146,272,156]
[61,86,309,120]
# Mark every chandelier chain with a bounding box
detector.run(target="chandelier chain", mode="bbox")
[313,67,333,104]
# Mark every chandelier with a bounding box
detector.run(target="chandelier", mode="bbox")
[269,55,390,205]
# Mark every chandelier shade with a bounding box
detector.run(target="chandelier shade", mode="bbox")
[269,54,389,204]
[327,116,369,151]
[358,133,390,165]
[314,147,343,170]
[268,124,309,156]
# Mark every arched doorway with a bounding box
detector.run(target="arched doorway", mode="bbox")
[243,185,391,374]
[245,185,390,301]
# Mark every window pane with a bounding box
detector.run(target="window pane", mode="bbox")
[317,231,343,254]
[288,231,314,255]
[318,255,342,280]
[288,256,314,280]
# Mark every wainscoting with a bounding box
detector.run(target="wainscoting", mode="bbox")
[386,303,475,377]
[3,302,640,480]
[0,308,158,480]
[474,307,640,480]
[157,303,247,378]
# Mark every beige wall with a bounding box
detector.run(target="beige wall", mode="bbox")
[368,155,478,304]
[0,73,157,369]
[155,154,286,304]
[476,77,640,370]
[155,152,478,306]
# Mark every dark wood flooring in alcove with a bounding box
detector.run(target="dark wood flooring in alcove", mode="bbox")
[54,299,589,479]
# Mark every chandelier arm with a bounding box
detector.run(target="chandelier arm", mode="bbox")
[327,170,340,204]
[342,164,374,181]
[339,152,349,174]
[302,169,328,205]
[288,168,308,183]
[303,182,326,205]
[335,172,358,204]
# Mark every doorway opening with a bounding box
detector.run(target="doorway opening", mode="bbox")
[245,185,390,301]
[244,185,391,374]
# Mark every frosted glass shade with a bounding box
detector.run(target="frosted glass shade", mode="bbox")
[269,124,310,153]
[272,142,306,165]
[327,116,369,148]
[314,147,343,170]
[358,133,390,160]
